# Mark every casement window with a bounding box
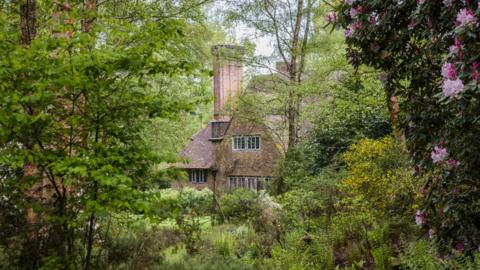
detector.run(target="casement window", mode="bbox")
[189,170,207,184]
[232,135,260,151]
[227,176,271,191]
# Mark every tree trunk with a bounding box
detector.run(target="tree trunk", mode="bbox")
[19,1,41,267]
[383,75,406,149]
[20,0,36,45]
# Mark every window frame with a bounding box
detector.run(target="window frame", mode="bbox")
[227,176,271,191]
[188,169,208,184]
[232,135,261,151]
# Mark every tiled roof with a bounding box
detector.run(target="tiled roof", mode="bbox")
[179,123,215,169]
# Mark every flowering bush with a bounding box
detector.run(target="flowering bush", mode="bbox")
[340,137,416,215]
[330,0,480,253]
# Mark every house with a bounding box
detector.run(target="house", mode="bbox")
[177,45,282,192]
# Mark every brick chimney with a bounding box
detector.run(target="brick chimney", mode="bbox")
[211,45,244,120]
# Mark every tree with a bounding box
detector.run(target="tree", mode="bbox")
[0,0,214,268]
[224,0,318,151]
[331,0,480,253]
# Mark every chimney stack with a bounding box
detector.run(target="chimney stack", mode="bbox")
[211,45,244,120]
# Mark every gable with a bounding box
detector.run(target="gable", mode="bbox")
[179,123,215,169]
[214,117,282,177]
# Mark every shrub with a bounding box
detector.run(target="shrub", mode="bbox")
[148,188,213,219]
[332,0,480,250]
[340,136,416,216]
[97,215,182,270]
[219,188,261,223]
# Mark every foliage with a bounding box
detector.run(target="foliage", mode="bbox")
[146,188,212,254]
[306,73,392,172]
[332,0,480,251]
[340,137,416,215]
[399,239,480,270]
[219,188,262,223]
[267,230,334,270]
[98,216,180,270]
[0,0,214,268]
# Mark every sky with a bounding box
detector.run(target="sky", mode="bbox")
[208,2,275,59]
[232,26,275,57]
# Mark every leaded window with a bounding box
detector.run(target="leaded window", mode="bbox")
[232,135,260,151]
[189,170,207,184]
[227,176,271,191]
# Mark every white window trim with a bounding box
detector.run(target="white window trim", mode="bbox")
[232,135,261,151]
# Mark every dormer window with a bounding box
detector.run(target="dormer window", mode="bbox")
[232,135,260,151]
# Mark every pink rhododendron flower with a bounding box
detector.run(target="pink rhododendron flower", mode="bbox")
[456,8,477,27]
[345,28,353,38]
[349,6,363,18]
[417,0,425,5]
[441,62,457,80]
[351,21,363,30]
[325,12,337,23]
[471,62,480,82]
[431,146,448,163]
[416,210,426,226]
[447,158,460,167]
[442,78,464,98]
[449,44,459,54]
[408,19,417,30]
[449,38,463,56]
[455,243,465,252]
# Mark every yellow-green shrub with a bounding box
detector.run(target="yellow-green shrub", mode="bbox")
[340,137,416,215]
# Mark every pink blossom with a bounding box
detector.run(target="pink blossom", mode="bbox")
[416,210,426,226]
[441,62,457,80]
[471,62,480,82]
[447,158,460,167]
[442,78,464,98]
[351,21,363,31]
[431,146,448,163]
[429,229,436,239]
[455,243,465,252]
[417,0,426,5]
[349,6,363,19]
[408,19,417,30]
[325,12,337,23]
[345,28,353,38]
[449,45,459,54]
[456,8,477,27]
[449,38,462,55]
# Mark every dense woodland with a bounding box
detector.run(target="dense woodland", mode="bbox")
[1,0,480,269]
